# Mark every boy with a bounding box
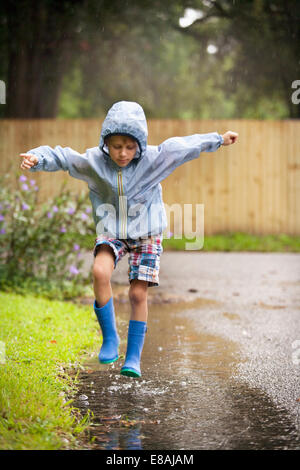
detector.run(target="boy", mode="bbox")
[20,100,238,378]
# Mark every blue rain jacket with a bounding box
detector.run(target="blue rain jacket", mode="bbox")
[29,101,224,239]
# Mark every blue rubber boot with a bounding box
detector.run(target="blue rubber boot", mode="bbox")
[94,297,119,364]
[121,320,147,378]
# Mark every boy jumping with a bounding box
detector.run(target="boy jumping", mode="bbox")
[20,101,238,378]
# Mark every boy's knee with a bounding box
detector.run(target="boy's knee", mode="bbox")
[129,281,148,305]
[92,263,111,283]
[92,244,115,282]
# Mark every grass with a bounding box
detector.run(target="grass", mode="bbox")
[0,291,100,450]
[162,232,300,252]
[76,232,300,252]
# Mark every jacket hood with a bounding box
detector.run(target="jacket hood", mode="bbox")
[99,101,148,160]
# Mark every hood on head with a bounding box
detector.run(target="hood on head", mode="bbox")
[99,101,148,160]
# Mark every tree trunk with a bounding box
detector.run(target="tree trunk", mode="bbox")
[5,0,78,118]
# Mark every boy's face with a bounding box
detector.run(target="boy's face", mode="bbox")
[106,135,138,167]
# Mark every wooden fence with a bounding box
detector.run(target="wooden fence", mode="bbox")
[0,119,299,235]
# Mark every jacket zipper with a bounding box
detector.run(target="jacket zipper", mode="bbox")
[117,170,127,239]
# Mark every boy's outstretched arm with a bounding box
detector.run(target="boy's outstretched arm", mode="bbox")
[148,130,238,183]
[19,145,91,182]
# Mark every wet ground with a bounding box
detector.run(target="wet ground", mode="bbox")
[74,252,300,450]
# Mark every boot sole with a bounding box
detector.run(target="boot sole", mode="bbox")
[120,368,141,378]
[99,355,119,364]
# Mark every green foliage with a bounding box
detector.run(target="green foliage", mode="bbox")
[59,66,93,118]
[1,0,298,119]
[0,173,95,300]
[183,0,300,118]
[0,292,99,449]
[57,11,292,120]
[56,0,298,120]
[162,232,300,252]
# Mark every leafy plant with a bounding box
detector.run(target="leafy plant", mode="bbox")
[0,173,95,299]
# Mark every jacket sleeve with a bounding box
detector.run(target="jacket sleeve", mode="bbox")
[153,132,223,181]
[28,145,91,182]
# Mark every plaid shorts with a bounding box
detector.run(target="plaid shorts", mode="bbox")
[93,234,163,287]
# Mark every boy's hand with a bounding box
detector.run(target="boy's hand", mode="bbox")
[221,131,238,146]
[20,153,39,170]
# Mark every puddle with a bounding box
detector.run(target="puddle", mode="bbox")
[73,298,300,450]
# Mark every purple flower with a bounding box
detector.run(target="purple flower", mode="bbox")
[21,203,30,211]
[0,228,5,234]
[47,212,53,218]
[52,205,59,213]
[81,213,88,221]
[29,179,36,186]
[73,243,80,251]
[22,183,29,191]
[85,207,92,213]
[34,186,39,191]
[67,207,75,215]
[60,226,67,233]
[0,214,4,222]
[69,265,79,275]
[19,175,27,182]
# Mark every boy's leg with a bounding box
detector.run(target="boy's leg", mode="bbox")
[121,280,148,377]
[92,244,115,307]
[121,235,163,377]
[128,279,148,322]
[92,245,119,363]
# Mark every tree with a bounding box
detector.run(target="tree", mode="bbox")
[1,0,298,118]
[0,0,191,118]
[175,0,300,118]
[1,0,82,117]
